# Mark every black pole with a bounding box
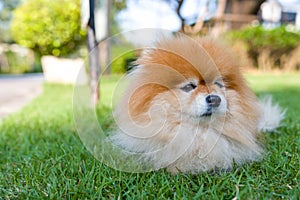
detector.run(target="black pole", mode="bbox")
[106,0,111,74]
[87,0,100,106]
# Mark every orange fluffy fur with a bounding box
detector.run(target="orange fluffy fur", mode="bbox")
[111,36,280,174]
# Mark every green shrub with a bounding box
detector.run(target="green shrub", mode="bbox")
[0,44,38,74]
[227,25,300,70]
[110,44,137,74]
[229,26,300,50]
[4,50,29,73]
[10,0,85,57]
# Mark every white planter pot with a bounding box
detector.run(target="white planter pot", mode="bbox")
[41,56,87,85]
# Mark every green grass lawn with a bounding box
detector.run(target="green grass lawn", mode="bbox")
[0,73,299,199]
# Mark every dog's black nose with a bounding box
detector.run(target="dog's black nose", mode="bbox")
[206,95,221,108]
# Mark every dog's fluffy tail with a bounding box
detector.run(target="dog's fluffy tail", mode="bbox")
[258,96,285,132]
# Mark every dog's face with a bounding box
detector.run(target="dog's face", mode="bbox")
[144,75,229,127]
[168,76,228,123]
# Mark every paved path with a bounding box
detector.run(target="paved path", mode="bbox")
[0,73,44,118]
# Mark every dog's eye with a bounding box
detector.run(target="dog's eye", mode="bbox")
[181,83,197,92]
[214,81,224,88]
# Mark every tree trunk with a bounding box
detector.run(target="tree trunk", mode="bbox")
[176,0,185,32]
[281,45,300,71]
[258,49,273,71]
[87,0,100,106]
[87,25,100,106]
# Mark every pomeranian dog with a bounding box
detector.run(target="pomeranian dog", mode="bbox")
[111,35,284,174]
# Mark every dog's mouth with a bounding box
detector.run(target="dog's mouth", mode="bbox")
[200,108,214,117]
[200,111,212,117]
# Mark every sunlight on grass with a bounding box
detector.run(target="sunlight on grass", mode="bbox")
[99,74,124,108]
[246,73,300,91]
[246,73,300,119]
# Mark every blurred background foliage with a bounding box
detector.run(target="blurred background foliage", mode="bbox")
[0,0,300,74]
[10,0,86,57]
[0,0,20,43]
[227,25,300,71]
[0,0,133,74]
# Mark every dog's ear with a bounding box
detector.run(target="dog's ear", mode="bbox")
[129,83,167,117]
